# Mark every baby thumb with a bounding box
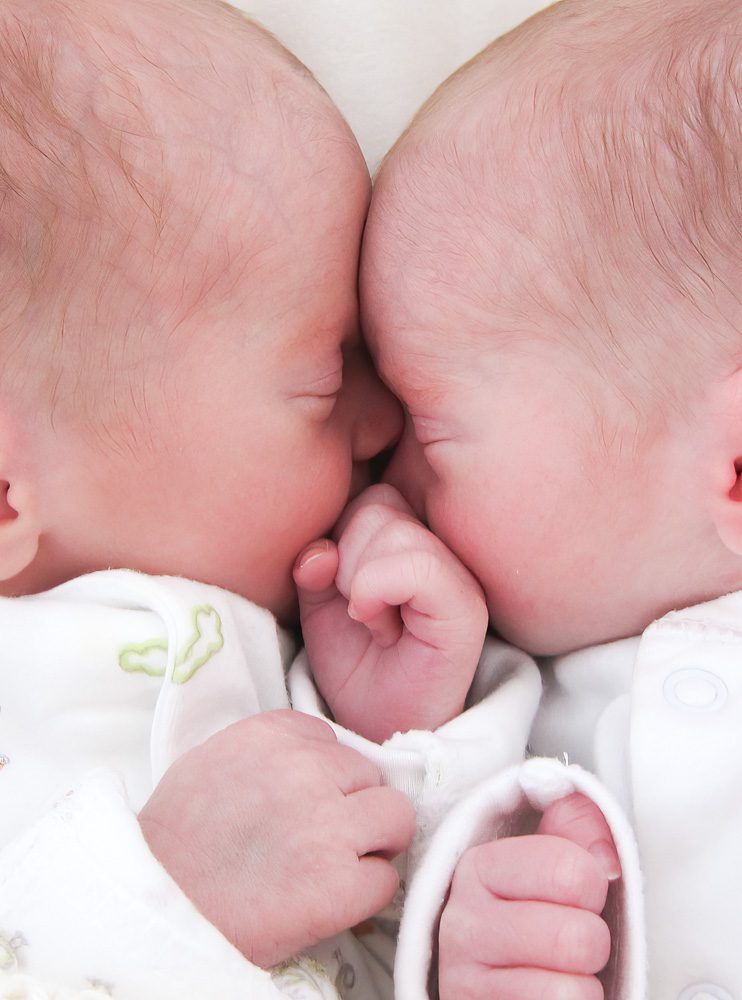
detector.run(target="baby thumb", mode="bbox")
[537,791,622,881]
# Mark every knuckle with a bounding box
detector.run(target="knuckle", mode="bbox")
[260,708,327,737]
[356,503,391,534]
[366,483,407,509]
[550,841,597,904]
[345,487,409,533]
[554,911,611,974]
[377,517,424,553]
[336,744,382,785]
[229,710,288,747]
[296,710,333,734]
[337,500,392,550]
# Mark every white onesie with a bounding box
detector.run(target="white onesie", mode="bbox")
[0,570,541,1000]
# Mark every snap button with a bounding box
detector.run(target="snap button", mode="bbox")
[678,984,734,1000]
[663,668,728,711]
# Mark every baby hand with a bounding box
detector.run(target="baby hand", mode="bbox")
[294,484,489,742]
[139,710,415,968]
[438,793,620,1000]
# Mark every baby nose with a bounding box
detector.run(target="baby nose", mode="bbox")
[352,377,403,462]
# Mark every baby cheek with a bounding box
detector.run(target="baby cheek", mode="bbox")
[308,440,356,529]
[425,480,474,556]
[426,479,501,584]
[382,433,431,520]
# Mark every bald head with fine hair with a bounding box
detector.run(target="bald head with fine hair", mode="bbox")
[0,0,366,447]
[0,0,382,605]
[364,0,740,427]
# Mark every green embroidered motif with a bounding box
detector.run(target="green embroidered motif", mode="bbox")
[172,605,224,683]
[271,954,335,998]
[118,638,168,678]
[118,606,224,684]
[0,932,25,972]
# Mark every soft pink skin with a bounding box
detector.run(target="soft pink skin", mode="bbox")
[369,327,731,659]
[439,793,620,1000]
[294,484,489,742]
[143,483,484,961]
[296,486,619,995]
[0,1,405,623]
[139,710,416,968]
[3,231,404,621]
[360,66,741,658]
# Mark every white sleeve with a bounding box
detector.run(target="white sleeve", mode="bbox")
[289,637,543,1000]
[290,637,542,868]
[394,759,647,1000]
[0,769,337,1000]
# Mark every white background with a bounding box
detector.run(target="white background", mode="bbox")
[236,0,555,170]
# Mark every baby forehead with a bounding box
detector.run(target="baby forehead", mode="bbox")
[361,288,493,410]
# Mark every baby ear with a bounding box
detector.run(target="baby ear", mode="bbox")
[0,478,40,581]
[710,367,742,558]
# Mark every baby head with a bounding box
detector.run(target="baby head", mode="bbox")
[363,0,741,654]
[0,0,401,617]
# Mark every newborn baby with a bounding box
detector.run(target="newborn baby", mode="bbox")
[0,0,415,995]
[358,0,741,996]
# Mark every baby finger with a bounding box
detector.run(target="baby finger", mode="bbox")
[348,596,403,648]
[346,785,416,858]
[440,964,604,1000]
[440,893,610,974]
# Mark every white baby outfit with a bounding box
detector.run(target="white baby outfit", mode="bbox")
[391,592,742,1000]
[2,571,732,1000]
[0,572,293,1000]
[0,570,540,1000]
[532,591,742,1000]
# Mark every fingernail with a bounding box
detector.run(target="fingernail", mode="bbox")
[296,539,330,570]
[347,601,360,621]
[588,840,622,881]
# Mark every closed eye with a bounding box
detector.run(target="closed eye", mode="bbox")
[297,366,343,417]
[409,413,451,448]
